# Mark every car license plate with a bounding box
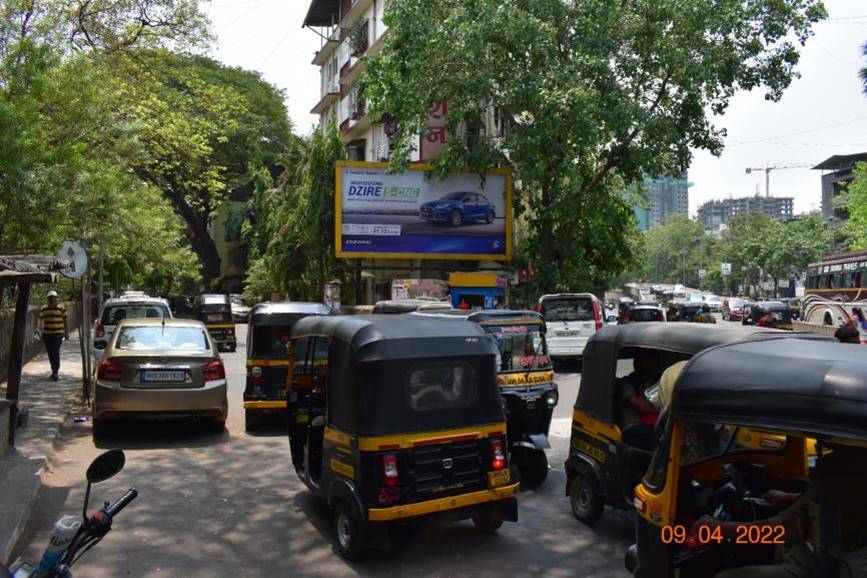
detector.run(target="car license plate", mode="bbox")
[141,370,186,382]
[487,469,511,488]
[558,330,579,337]
[207,313,223,322]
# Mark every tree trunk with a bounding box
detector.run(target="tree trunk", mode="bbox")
[188,218,222,288]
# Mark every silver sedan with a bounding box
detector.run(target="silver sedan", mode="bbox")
[92,318,228,436]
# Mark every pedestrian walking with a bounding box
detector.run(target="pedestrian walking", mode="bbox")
[39,290,68,381]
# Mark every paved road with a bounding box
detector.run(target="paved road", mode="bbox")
[13,326,634,577]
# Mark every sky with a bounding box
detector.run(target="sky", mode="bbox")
[206,0,867,216]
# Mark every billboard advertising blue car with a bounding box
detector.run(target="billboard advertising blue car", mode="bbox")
[337,161,512,261]
[419,192,495,226]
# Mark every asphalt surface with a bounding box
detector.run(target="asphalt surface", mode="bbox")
[342,213,507,236]
[12,324,635,577]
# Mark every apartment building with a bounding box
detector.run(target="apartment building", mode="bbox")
[697,194,794,232]
[304,0,401,162]
[812,152,867,221]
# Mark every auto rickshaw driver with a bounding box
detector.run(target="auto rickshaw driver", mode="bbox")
[692,443,867,578]
[620,350,662,451]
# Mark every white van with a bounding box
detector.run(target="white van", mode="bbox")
[537,293,604,362]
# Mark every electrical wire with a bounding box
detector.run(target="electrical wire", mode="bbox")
[727,115,867,146]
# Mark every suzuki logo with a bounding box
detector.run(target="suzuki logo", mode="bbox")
[442,458,454,469]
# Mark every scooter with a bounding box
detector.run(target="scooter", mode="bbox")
[2,449,137,578]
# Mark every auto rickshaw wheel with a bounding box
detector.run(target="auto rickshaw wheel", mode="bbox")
[472,506,504,534]
[333,502,365,560]
[245,409,262,431]
[518,450,548,488]
[569,474,604,525]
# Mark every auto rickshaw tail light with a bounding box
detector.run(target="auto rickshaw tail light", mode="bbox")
[249,366,262,384]
[490,439,507,470]
[382,454,399,487]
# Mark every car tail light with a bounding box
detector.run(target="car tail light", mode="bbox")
[592,300,603,330]
[203,360,225,381]
[490,439,507,471]
[382,454,398,487]
[249,365,262,384]
[97,359,122,381]
[534,303,542,313]
[95,322,105,338]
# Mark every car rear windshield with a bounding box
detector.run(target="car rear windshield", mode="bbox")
[633,308,662,322]
[115,326,208,351]
[102,303,169,326]
[482,323,550,371]
[729,299,745,307]
[541,298,594,322]
[251,326,293,359]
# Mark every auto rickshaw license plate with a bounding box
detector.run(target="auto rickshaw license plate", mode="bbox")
[277,390,286,398]
[487,469,510,488]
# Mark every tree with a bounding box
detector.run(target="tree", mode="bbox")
[844,162,867,249]
[363,0,825,293]
[640,215,712,287]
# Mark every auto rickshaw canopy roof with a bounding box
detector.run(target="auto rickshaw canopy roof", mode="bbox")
[249,302,332,326]
[195,294,230,306]
[371,299,452,314]
[411,309,544,325]
[575,323,832,425]
[290,314,498,363]
[673,338,867,440]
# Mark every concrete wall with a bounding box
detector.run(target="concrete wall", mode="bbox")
[0,302,79,385]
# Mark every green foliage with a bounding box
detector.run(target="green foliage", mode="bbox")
[844,162,867,249]
[363,0,825,293]
[636,212,833,296]
[244,125,345,302]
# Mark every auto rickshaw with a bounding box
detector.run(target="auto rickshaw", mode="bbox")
[412,309,558,486]
[243,302,332,431]
[565,323,825,525]
[626,338,867,578]
[742,300,794,330]
[371,298,452,314]
[193,294,236,352]
[285,315,519,559]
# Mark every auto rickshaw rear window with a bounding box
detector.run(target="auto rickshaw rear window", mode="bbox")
[407,361,478,411]
[251,326,292,359]
[484,323,550,371]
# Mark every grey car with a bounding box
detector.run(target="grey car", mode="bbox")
[92,318,228,436]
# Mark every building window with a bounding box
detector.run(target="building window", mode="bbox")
[346,139,366,161]
[349,18,369,55]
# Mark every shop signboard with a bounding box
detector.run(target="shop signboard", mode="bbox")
[336,161,512,260]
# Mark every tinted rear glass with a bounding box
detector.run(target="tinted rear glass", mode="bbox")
[633,308,662,322]
[102,304,169,325]
[541,298,594,322]
[115,326,208,351]
[407,361,477,412]
[251,326,293,359]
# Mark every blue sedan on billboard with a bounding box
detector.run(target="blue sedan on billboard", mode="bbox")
[419,192,495,227]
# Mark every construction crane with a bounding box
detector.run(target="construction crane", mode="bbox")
[744,164,812,197]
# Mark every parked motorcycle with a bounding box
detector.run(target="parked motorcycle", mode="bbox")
[2,449,136,577]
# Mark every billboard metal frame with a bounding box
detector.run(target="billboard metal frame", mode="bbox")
[334,160,513,261]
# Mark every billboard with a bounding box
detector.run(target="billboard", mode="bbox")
[335,161,512,260]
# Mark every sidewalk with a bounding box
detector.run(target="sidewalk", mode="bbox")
[0,334,84,562]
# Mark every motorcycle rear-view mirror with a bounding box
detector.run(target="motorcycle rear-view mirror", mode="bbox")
[86,449,125,484]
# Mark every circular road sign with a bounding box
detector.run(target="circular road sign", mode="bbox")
[56,241,89,279]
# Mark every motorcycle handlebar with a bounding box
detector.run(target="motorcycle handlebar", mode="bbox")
[104,488,137,518]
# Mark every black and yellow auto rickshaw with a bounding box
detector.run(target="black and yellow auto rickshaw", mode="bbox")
[565,323,820,525]
[626,338,867,578]
[412,309,558,486]
[371,298,452,314]
[194,294,236,352]
[242,302,332,431]
[742,300,794,330]
[285,315,519,559]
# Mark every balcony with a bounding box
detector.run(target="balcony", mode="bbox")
[310,90,339,115]
[349,18,368,56]
[311,24,343,66]
[338,0,373,31]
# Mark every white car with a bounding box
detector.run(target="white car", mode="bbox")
[92,295,172,366]
[704,295,723,312]
[230,295,251,323]
[537,293,605,362]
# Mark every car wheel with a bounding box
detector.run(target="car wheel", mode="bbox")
[92,418,108,437]
[450,209,463,227]
[472,506,504,534]
[485,211,494,224]
[518,450,549,488]
[569,474,604,525]
[333,502,366,560]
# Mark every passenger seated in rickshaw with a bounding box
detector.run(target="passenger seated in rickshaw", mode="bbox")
[619,351,661,451]
[693,444,867,578]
